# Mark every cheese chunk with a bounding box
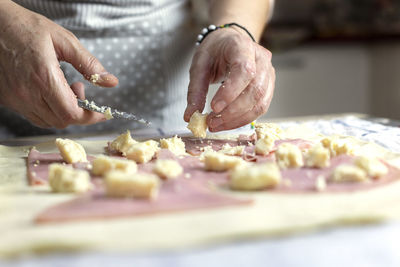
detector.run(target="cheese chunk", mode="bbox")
[203,151,245,172]
[230,162,281,190]
[55,138,87,163]
[275,143,304,169]
[160,136,186,155]
[153,159,183,179]
[104,107,113,120]
[126,140,160,163]
[92,155,137,176]
[331,164,368,183]
[254,123,285,140]
[105,171,160,199]
[354,156,388,179]
[255,135,276,156]
[110,130,138,155]
[219,144,245,156]
[187,111,208,138]
[305,144,330,168]
[321,136,354,157]
[49,163,91,193]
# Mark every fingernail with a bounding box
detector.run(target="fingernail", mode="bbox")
[213,100,226,113]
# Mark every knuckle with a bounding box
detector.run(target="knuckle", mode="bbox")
[254,102,268,116]
[233,60,256,78]
[84,55,99,74]
[252,83,266,101]
[60,110,79,125]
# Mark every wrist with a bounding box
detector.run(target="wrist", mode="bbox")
[196,23,255,46]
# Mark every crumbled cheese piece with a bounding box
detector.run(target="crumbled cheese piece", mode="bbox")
[255,135,276,156]
[90,73,100,84]
[153,159,183,179]
[321,136,354,157]
[187,111,208,138]
[92,155,137,176]
[55,138,87,163]
[315,175,327,191]
[126,140,160,163]
[254,123,285,140]
[275,143,304,169]
[219,144,245,156]
[110,130,138,155]
[305,144,330,168]
[160,136,186,155]
[230,162,281,190]
[354,156,388,179]
[331,164,368,183]
[104,107,113,120]
[105,171,160,199]
[203,151,246,172]
[49,163,91,193]
[184,173,191,179]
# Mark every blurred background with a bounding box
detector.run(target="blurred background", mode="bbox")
[254,0,400,120]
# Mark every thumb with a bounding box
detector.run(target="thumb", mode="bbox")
[52,30,119,87]
[184,50,211,122]
[70,82,85,99]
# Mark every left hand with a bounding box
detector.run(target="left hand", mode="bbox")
[184,26,275,132]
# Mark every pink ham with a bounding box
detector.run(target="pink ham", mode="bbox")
[31,148,252,223]
[27,140,400,224]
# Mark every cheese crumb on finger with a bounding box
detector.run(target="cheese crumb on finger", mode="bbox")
[187,111,208,138]
[275,143,304,169]
[55,138,88,163]
[354,156,388,179]
[230,162,281,190]
[49,163,92,193]
[105,171,160,199]
[203,151,245,172]
[153,159,183,179]
[160,136,186,155]
[110,130,138,155]
[92,155,137,176]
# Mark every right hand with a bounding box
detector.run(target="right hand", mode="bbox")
[0,1,118,128]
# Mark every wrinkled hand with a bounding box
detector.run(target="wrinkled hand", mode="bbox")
[184,26,275,132]
[0,1,118,128]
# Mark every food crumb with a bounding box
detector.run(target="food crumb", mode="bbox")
[90,74,100,84]
[184,173,191,179]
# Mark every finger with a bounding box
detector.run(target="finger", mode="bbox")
[208,54,269,130]
[184,50,212,122]
[51,30,118,87]
[26,112,51,128]
[41,60,106,127]
[67,82,106,125]
[209,57,275,132]
[210,41,257,113]
[70,82,85,99]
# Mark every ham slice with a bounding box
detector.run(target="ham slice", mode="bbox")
[31,148,252,223]
[27,137,400,224]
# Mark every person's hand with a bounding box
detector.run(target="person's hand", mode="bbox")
[184,26,275,132]
[0,1,118,128]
